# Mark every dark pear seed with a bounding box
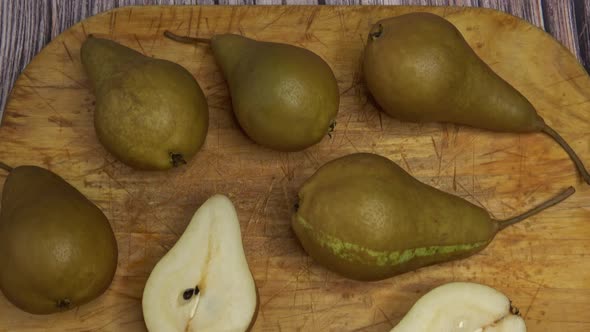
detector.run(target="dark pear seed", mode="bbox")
[182,288,194,300]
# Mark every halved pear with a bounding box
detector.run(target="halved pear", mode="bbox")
[142,195,257,332]
[392,282,526,332]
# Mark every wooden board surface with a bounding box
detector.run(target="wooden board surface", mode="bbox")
[1,5,589,331]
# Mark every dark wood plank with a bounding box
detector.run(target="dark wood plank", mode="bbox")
[478,0,544,27]
[573,0,590,69]
[1,0,52,117]
[541,0,581,64]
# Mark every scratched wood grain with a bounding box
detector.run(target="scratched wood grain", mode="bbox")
[0,5,590,332]
[1,1,589,115]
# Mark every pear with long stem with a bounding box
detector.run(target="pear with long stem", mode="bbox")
[363,13,590,184]
[293,153,575,281]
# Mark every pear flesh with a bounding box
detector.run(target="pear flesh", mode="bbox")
[142,195,257,332]
[363,12,590,184]
[165,32,339,152]
[0,165,118,314]
[391,282,526,332]
[292,153,573,281]
[81,36,209,170]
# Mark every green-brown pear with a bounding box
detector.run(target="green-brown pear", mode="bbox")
[292,153,573,281]
[363,12,590,184]
[164,31,339,152]
[81,36,208,170]
[0,163,118,314]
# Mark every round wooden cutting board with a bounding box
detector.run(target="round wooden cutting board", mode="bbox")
[0,5,589,331]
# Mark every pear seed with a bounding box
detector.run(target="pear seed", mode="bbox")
[182,288,194,300]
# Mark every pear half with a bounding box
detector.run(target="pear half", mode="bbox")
[392,282,526,332]
[142,195,257,332]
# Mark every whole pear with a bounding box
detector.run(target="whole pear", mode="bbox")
[292,153,573,281]
[0,163,117,314]
[363,12,590,184]
[165,32,339,152]
[81,36,208,170]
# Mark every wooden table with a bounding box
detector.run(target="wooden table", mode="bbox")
[0,1,589,116]
[1,1,590,332]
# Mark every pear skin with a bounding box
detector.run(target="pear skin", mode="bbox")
[81,36,208,170]
[0,163,117,314]
[363,13,544,132]
[164,32,339,152]
[292,153,574,281]
[363,13,590,184]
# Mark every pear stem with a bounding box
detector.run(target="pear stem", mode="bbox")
[0,162,13,173]
[164,31,211,44]
[542,124,590,185]
[369,23,383,40]
[327,120,336,138]
[170,153,187,167]
[495,186,575,231]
